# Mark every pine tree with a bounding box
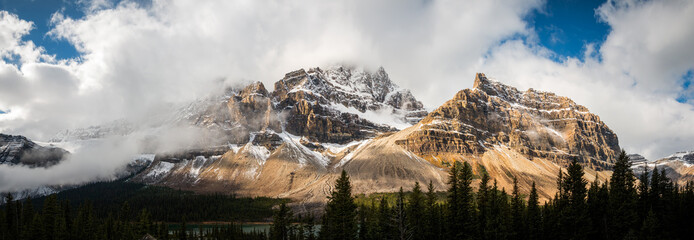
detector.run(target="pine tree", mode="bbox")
[447,161,476,239]
[320,170,357,240]
[639,209,659,240]
[445,161,461,239]
[608,150,637,239]
[526,182,542,240]
[394,188,409,240]
[42,194,59,240]
[587,178,608,240]
[407,182,425,240]
[510,177,525,240]
[637,165,650,223]
[477,172,491,240]
[20,197,35,239]
[357,204,370,240]
[3,193,17,240]
[423,181,440,240]
[377,197,392,240]
[270,202,293,240]
[560,159,589,240]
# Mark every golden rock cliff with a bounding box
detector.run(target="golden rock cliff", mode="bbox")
[396,73,620,170]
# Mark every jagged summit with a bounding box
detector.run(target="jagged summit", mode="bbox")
[398,73,620,170]
[274,66,425,116]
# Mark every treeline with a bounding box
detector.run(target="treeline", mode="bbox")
[3,150,694,239]
[33,181,285,222]
[296,151,694,240]
[0,181,285,240]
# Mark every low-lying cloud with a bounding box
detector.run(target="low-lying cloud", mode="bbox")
[0,0,693,191]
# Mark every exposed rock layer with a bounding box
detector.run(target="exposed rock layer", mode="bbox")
[396,73,620,170]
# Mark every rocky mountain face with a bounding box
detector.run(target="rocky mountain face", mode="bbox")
[397,73,619,170]
[649,151,694,184]
[1,134,68,167]
[128,70,620,206]
[15,68,622,210]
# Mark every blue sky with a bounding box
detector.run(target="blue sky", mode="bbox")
[0,0,83,59]
[2,0,610,63]
[526,0,610,61]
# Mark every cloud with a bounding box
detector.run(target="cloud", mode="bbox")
[0,0,694,191]
[476,0,694,159]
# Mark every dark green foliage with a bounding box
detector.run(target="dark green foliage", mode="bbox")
[510,177,525,239]
[608,150,637,239]
[320,170,358,240]
[406,182,425,240]
[526,182,542,240]
[270,202,292,240]
[32,180,285,222]
[394,187,409,240]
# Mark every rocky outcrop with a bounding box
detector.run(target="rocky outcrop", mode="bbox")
[396,73,620,170]
[227,82,282,133]
[1,134,68,167]
[273,67,427,143]
[651,151,694,185]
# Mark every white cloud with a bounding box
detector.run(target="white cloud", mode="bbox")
[0,0,694,191]
[477,0,694,159]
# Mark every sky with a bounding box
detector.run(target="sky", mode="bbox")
[0,0,693,165]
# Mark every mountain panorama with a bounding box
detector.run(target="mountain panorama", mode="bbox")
[4,66,691,205]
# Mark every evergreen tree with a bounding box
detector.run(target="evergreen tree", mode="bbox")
[377,197,393,240]
[42,194,60,240]
[587,178,608,240]
[407,182,425,240]
[20,197,35,239]
[3,194,17,240]
[394,187,409,240]
[423,181,440,240]
[445,161,461,239]
[608,150,637,239]
[357,204,370,240]
[510,177,525,240]
[636,165,650,223]
[526,182,542,240]
[320,170,357,240]
[447,161,476,239]
[639,209,659,240]
[270,202,293,240]
[560,159,589,240]
[477,171,491,240]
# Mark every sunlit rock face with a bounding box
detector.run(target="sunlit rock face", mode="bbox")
[396,73,620,171]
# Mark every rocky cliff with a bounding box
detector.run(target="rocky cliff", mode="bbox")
[1,134,68,167]
[129,71,619,206]
[396,73,620,170]
[648,151,694,184]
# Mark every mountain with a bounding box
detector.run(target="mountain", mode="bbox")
[49,120,135,142]
[131,70,619,207]
[1,133,68,167]
[130,66,441,210]
[649,151,694,184]
[391,73,618,198]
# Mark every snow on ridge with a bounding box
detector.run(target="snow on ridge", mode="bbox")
[145,161,175,181]
[335,139,372,168]
[278,131,330,167]
[242,144,271,164]
[329,102,411,130]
